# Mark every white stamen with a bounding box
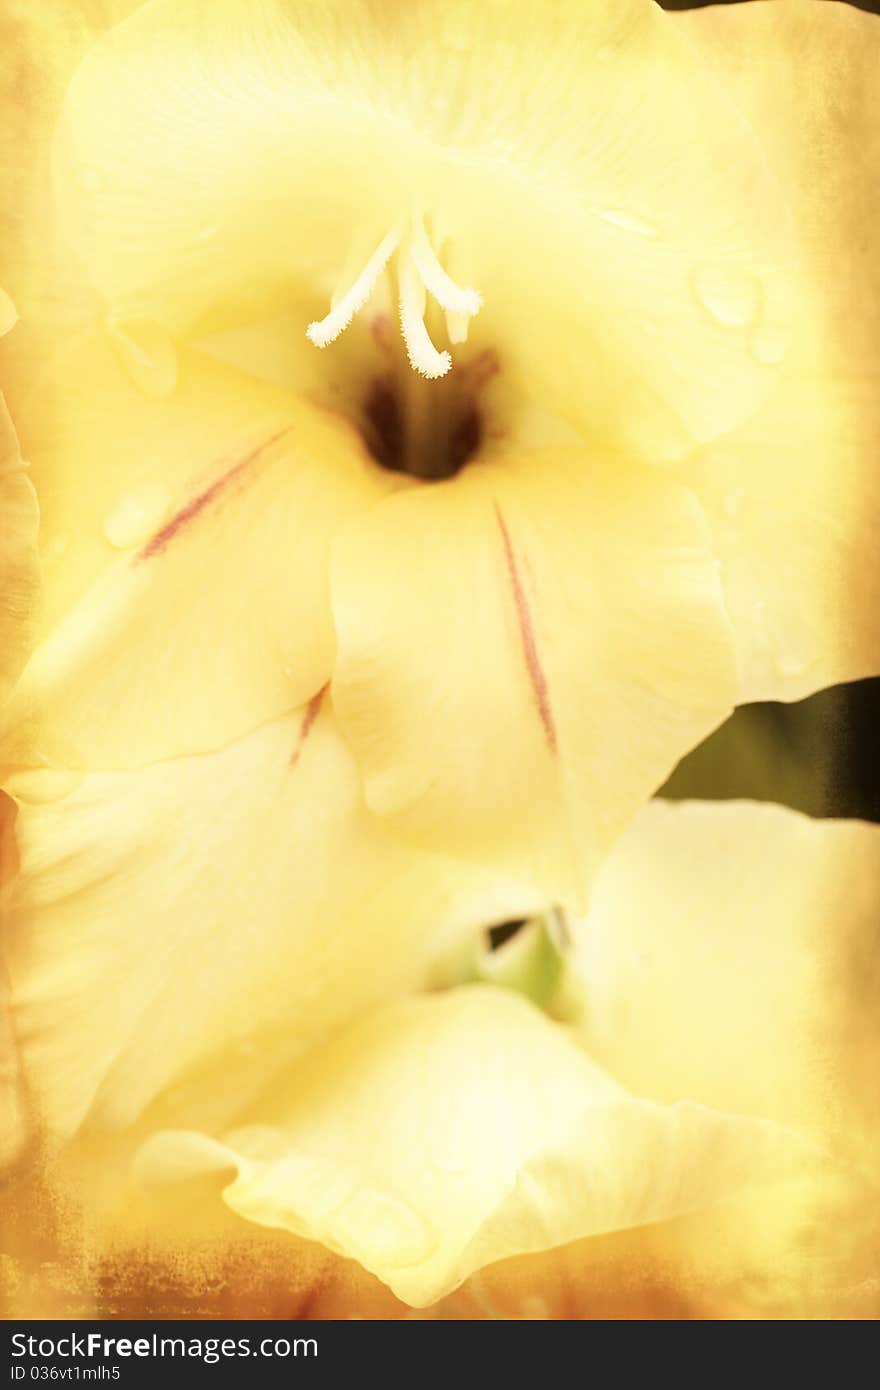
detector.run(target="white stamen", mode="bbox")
[445,309,470,345]
[306,226,401,348]
[410,216,482,318]
[305,216,481,377]
[398,252,452,379]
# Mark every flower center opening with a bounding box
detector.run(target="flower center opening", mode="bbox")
[306,215,493,481]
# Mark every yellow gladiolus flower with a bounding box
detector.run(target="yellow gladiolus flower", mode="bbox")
[5,799,876,1317]
[0,0,799,906]
[1,0,880,1321]
[1,0,877,909]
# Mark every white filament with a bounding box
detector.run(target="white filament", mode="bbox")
[306,215,481,377]
[398,252,452,379]
[445,310,471,345]
[307,226,401,348]
[409,216,482,317]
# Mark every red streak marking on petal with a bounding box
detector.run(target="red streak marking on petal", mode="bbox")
[494,502,558,753]
[289,685,327,769]
[137,427,292,561]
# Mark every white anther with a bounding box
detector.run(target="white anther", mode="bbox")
[398,250,452,379]
[306,226,401,348]
[409,216,482,318]
[305,216,481,377]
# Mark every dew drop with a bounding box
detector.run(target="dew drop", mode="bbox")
[750,324,788,366]
[108,317,178,399]
[691,265,762,328]
[722,488,744,518]
[775,651,807,680]
[103,481,172,550]
[597,208,659,239]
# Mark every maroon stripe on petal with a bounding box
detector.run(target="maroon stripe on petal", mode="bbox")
[137,427,292,561]
[494,502,558,753]
[289,685,327,769]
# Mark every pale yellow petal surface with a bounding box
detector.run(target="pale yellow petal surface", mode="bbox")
[673,0,880,699]
[676,377,880,701]
[54,0,793,458]
[0,3,141,325]
[137,986,809,1308]
[0,396,40,712]
[331,448,737,904]
[1,793,28,1169]
[1,333,395,769]
[576,799,880,1131]
[2,701,533,1143]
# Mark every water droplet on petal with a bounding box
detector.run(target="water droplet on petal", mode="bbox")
[103,481,172,550]
[691,265,762,328]
[332,1189,437,1269]
[777,655,805,678]
[750,324,788,366]
[0,288,17,335]
[108,317,178,399]
[723,488,744,518]
[597,208,659,239]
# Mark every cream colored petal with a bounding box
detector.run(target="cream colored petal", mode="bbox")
[0,2,148,436]
[1,332,395,769]
[331,447,737,906]
[1,792,28,1170]
[0,331,39,1174]
[137,986,810,1308]
[54,0,794,459]
[575,798,880,1132]
[2,701,533,1144]
[0,396,40,712]
[676,376,880,701]
[673,0,880,699]
[677,0,880,374]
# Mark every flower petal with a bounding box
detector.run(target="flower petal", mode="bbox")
[54,0,793,458]
[331,447,737,904]
[2,700,531,1143]
[137,986,810,1308]
[672,0,880,699]
[575,798,880,1130]
[676,377,880,701]
[1,332,394,769]
[0,395,40,711]
[1,792,28,1169]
